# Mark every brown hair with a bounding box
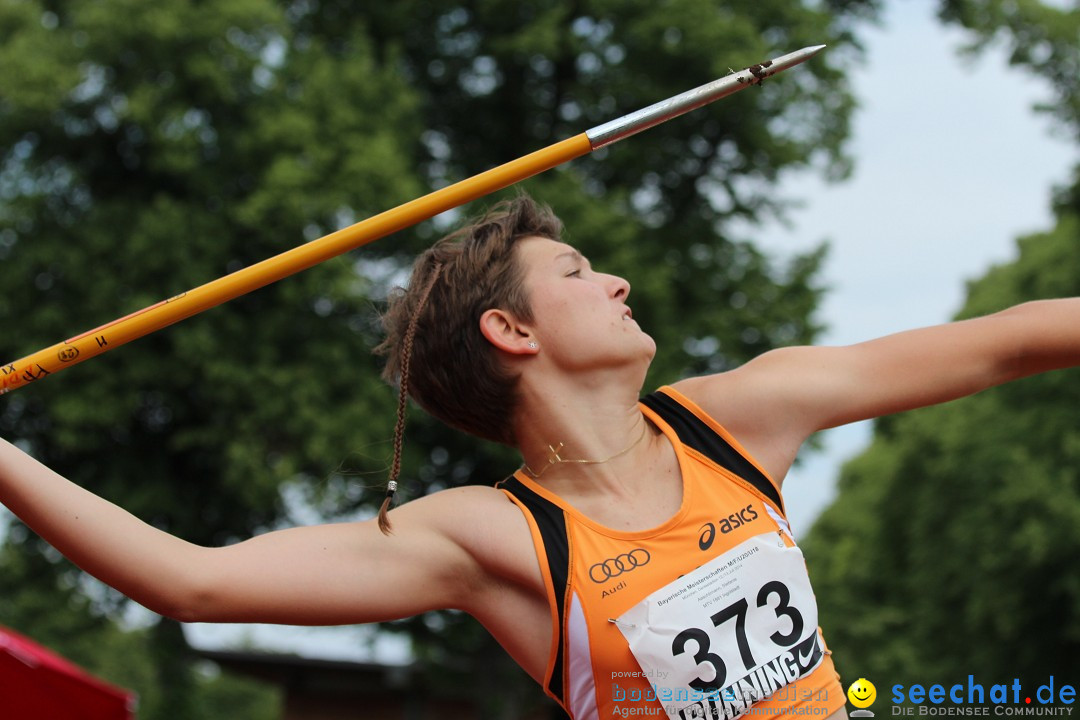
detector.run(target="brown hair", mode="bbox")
[374,194,563,530]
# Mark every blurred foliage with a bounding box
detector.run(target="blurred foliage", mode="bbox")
[0,0,882,717]
[938,0,1080,144]
[805,0,1080,690]
[805,219,1080,686]
[0,531,281,719]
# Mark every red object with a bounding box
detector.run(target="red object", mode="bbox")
[0,624,136,720]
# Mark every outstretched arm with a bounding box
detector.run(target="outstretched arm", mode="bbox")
[0,438,495,625]
[678,298,1080,480]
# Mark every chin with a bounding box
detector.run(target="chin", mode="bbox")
[640,331,657,359]
[632,338,657,370]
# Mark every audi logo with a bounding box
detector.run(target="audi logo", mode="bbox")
[589,549,651,583]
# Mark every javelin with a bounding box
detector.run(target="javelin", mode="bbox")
[0,45,825,395]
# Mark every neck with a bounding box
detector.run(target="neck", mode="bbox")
[513,369,655,493]
[522,414,649,479]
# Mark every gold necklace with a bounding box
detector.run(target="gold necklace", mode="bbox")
[521,419,649,479]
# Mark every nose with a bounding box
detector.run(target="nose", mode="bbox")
[605,273,630,302]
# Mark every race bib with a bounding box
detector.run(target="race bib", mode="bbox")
[615,532,824,720]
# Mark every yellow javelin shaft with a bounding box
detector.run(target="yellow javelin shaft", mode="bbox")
[0,135,591,394]
[0,45,824,394]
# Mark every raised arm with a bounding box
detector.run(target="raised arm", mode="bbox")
[0,437,501,625]
[677,298,1080,479]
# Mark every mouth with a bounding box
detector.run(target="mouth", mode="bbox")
[622,307,633,320]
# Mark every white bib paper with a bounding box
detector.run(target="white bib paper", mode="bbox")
[616,532,824,720]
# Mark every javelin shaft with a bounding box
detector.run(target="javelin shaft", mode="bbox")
[1,135,592,394]
[1,45,825,394]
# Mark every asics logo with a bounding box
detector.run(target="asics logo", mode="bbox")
[698,504,759,551]
[589,549,651,583]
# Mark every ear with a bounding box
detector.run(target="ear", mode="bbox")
[479,308,538,355]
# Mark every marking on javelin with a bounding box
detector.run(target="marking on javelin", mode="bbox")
[0,365,18,393]
[21,364,50,383]
[57,346,80,362]
[66,298,171,344]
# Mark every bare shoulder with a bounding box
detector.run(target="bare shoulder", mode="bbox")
[408,484,554,681]
[669,349,822,483]
[414,484,532,541]
[406,484,542,592]
[669,347,816,433]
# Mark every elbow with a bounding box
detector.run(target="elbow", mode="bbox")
[993,301,1058,382]
[139,590,202,625]
[154,582,221,624]
[167,571,233,624]
[155,582,211,623]
[157,602,203,625]
[141,558,221,624]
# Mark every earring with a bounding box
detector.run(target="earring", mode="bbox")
[528,341,538,350]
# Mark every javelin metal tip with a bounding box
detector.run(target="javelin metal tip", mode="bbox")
[762,44,828,73]
[586,43,828,149]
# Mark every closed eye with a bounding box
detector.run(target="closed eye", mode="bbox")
[565,269,581,277]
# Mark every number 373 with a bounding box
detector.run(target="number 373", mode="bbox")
[672,580,803,692]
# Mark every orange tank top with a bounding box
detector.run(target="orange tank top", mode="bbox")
[498,386,845,720]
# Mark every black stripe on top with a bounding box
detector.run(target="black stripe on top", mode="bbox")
[641,390,785,515]
[497,475,570,705]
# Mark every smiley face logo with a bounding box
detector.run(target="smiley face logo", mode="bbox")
[847,678,876,708]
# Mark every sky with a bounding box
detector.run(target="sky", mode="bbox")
[753,1,1075,535]
[185,2,1076,661]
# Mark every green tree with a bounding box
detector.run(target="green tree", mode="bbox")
[805,220,1080,686]
[0,527,282,718]
[804,0,1080,688]
[938,0,1080,143]
[1,0,880,716]
[0,1,422,717]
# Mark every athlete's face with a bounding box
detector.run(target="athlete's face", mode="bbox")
[515,237,655,371]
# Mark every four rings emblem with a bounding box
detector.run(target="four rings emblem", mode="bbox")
[589,548,651,583]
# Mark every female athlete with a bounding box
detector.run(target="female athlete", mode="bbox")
[2,195,1078,720]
